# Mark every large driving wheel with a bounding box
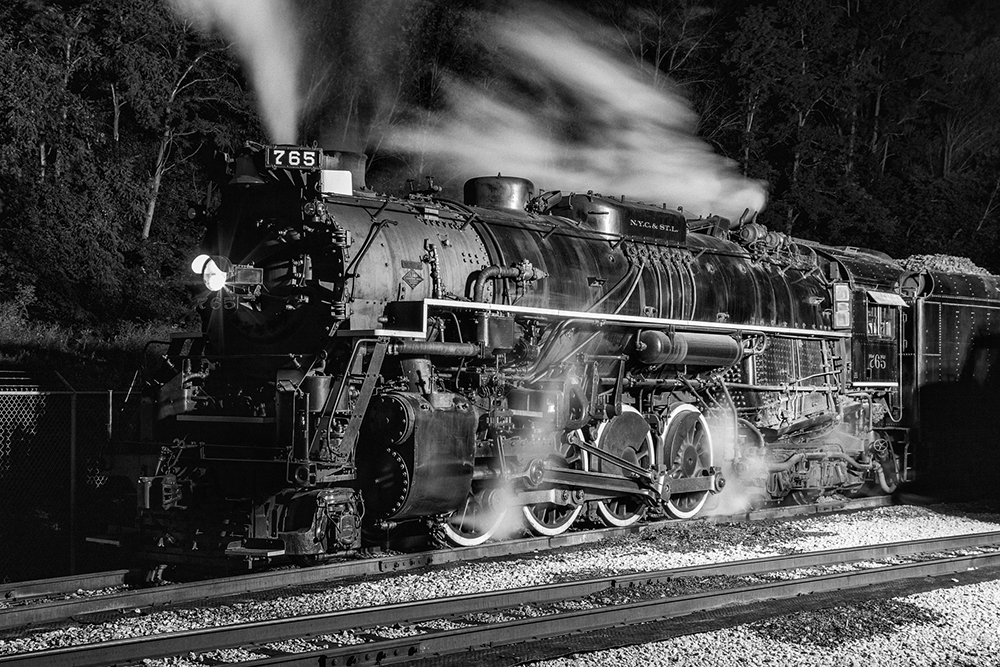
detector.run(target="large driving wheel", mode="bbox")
[586,405,655,528]
[661,404,714,519]
[439,487,508,547]
[522,443,586,536]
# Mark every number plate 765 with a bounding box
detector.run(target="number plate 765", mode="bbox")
[265,147,322,169]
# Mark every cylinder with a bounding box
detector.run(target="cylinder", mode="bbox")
[300,375,333,412]
[637,330,741,367]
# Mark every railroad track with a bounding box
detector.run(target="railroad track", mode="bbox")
[4,528,1000,667]
[0,495,891,631]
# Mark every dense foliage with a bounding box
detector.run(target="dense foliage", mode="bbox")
[1,0,999,332]
[0,0,261,329]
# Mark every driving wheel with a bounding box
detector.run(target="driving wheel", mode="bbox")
[439,487,508,547]
[661,404,714,519]
[585,405,655,528]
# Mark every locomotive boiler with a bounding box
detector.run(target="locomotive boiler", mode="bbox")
[113,143,916,566]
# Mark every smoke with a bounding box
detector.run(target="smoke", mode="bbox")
[168,0,301,144]
[702,412,767,516]
[386,5,767,221]
[167,1,768,219]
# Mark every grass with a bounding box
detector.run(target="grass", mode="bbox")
[0,288,194,390]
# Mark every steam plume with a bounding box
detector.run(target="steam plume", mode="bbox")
[703,414,765,516]
[168,0,300,143]
[387,6,766,221]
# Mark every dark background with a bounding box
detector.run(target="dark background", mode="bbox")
[1,0,998,332]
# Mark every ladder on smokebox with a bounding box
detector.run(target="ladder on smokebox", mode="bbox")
[307,338,388,475]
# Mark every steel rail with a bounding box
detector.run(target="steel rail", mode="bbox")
[0,524,634,631]
[2,529,998,667]
[252,550,1000,667]
[0,495,891,631]
[0,570,135,602]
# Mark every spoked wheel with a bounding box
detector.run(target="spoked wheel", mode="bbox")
[585,405,655,527]
[522,443,586,536]
[439,487,508,547]
[661,404,714,519]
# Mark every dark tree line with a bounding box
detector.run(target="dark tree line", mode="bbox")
[1,0,999,327]
[0,0,260,325]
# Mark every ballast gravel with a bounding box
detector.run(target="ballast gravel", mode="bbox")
[2,502,1000,665]
[528,582,1000,667]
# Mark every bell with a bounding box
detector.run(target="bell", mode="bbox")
[231,154,264,185]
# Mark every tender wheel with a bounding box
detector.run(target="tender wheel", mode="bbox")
[439,487,508,547]
[584,405,655,527]
[522,442,586,536]
[661,404,714,519]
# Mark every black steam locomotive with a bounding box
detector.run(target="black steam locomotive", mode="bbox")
[107,143,1000,566]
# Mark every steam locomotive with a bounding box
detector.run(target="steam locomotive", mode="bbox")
[107,143,1000,566]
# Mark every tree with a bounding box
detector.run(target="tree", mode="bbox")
[0,0,262,325]
[99,0,257,238]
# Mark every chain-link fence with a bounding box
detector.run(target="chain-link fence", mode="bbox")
[0,381,134,583]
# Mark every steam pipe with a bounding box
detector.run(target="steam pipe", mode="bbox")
[389,340,480,357]
[472,262,548,303]
[473,266,518,302]
[767,451,872,474]
[806,451,872,472]
[875,465,896,493]
[726,383,837,393]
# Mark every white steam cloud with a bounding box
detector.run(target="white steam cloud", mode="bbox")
[387,7,766,221]
[702,413,766,516]
[168,0,300,144]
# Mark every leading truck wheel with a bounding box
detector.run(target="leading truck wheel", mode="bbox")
[585,405,655,528]
[661,404,714,520]
[439,487,508,547]
[522,501,582,536]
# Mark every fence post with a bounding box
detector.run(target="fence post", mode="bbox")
[70,392,77,575]
[107,390,114,442]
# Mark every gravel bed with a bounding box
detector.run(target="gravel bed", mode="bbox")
[528,581,1000,667]
[0,585,128,611]
[1,502,998,664]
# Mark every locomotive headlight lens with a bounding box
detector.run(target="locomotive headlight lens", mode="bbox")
[191,254,211,274]
[204,261,228,291]
[191,254,230,292]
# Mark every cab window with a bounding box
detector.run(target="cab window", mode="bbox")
[866,305,896,340]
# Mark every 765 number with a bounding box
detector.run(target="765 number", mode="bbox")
[868,354,887,370]
[266,147,321,169]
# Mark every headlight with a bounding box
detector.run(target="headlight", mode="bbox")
[191,254,211,274]
[191,254,231,292]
